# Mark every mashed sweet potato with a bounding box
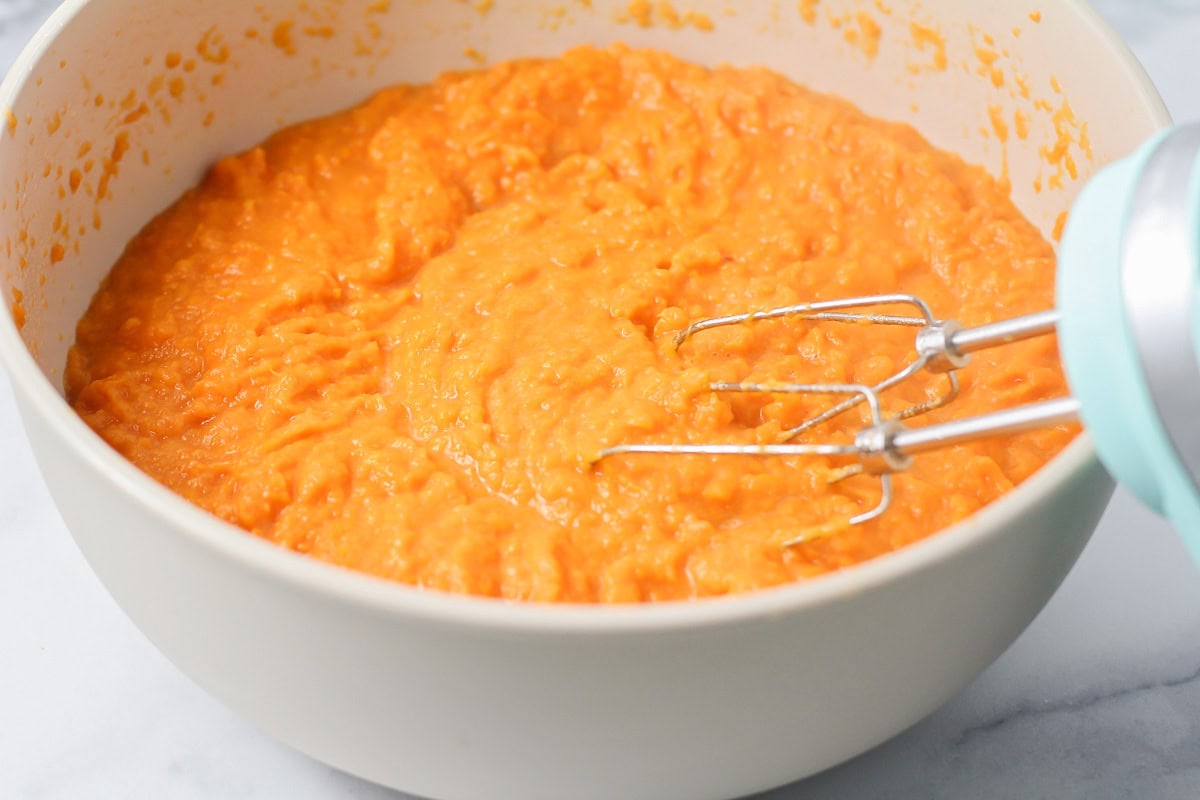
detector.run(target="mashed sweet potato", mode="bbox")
[65,45,1074,602]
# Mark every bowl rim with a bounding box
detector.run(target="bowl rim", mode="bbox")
[0,0,1171,635]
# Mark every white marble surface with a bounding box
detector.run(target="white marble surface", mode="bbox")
[4,1,1200,798]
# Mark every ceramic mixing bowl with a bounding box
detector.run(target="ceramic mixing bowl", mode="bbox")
[0,1,1168,798]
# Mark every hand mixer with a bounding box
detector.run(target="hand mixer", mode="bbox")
[595,124,1200,555]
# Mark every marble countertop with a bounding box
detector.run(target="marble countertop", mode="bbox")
[4,1,1200,798]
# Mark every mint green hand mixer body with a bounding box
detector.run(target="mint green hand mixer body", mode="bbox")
[598,125,1200,554]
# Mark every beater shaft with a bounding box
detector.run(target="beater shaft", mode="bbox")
[948,310,1061,354]
[862,396,1081,464]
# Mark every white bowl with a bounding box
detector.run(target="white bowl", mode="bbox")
[0,1,1168,798]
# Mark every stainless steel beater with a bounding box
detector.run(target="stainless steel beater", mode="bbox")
[597,295,1077,528]
[594,124,1200,553]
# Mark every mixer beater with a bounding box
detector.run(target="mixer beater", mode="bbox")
[596,294,1078,530]
[595,125,1200,555]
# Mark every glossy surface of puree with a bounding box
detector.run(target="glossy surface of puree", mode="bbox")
[66,46,1074,603]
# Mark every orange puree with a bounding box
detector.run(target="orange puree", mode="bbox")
[66,45,1074,603]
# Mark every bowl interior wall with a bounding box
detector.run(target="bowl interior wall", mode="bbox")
[0,0,1164,388]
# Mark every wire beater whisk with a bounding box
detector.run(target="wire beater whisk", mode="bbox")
[593,294,1079,540]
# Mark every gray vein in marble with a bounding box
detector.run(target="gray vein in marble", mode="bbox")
[953,659,1200,748]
